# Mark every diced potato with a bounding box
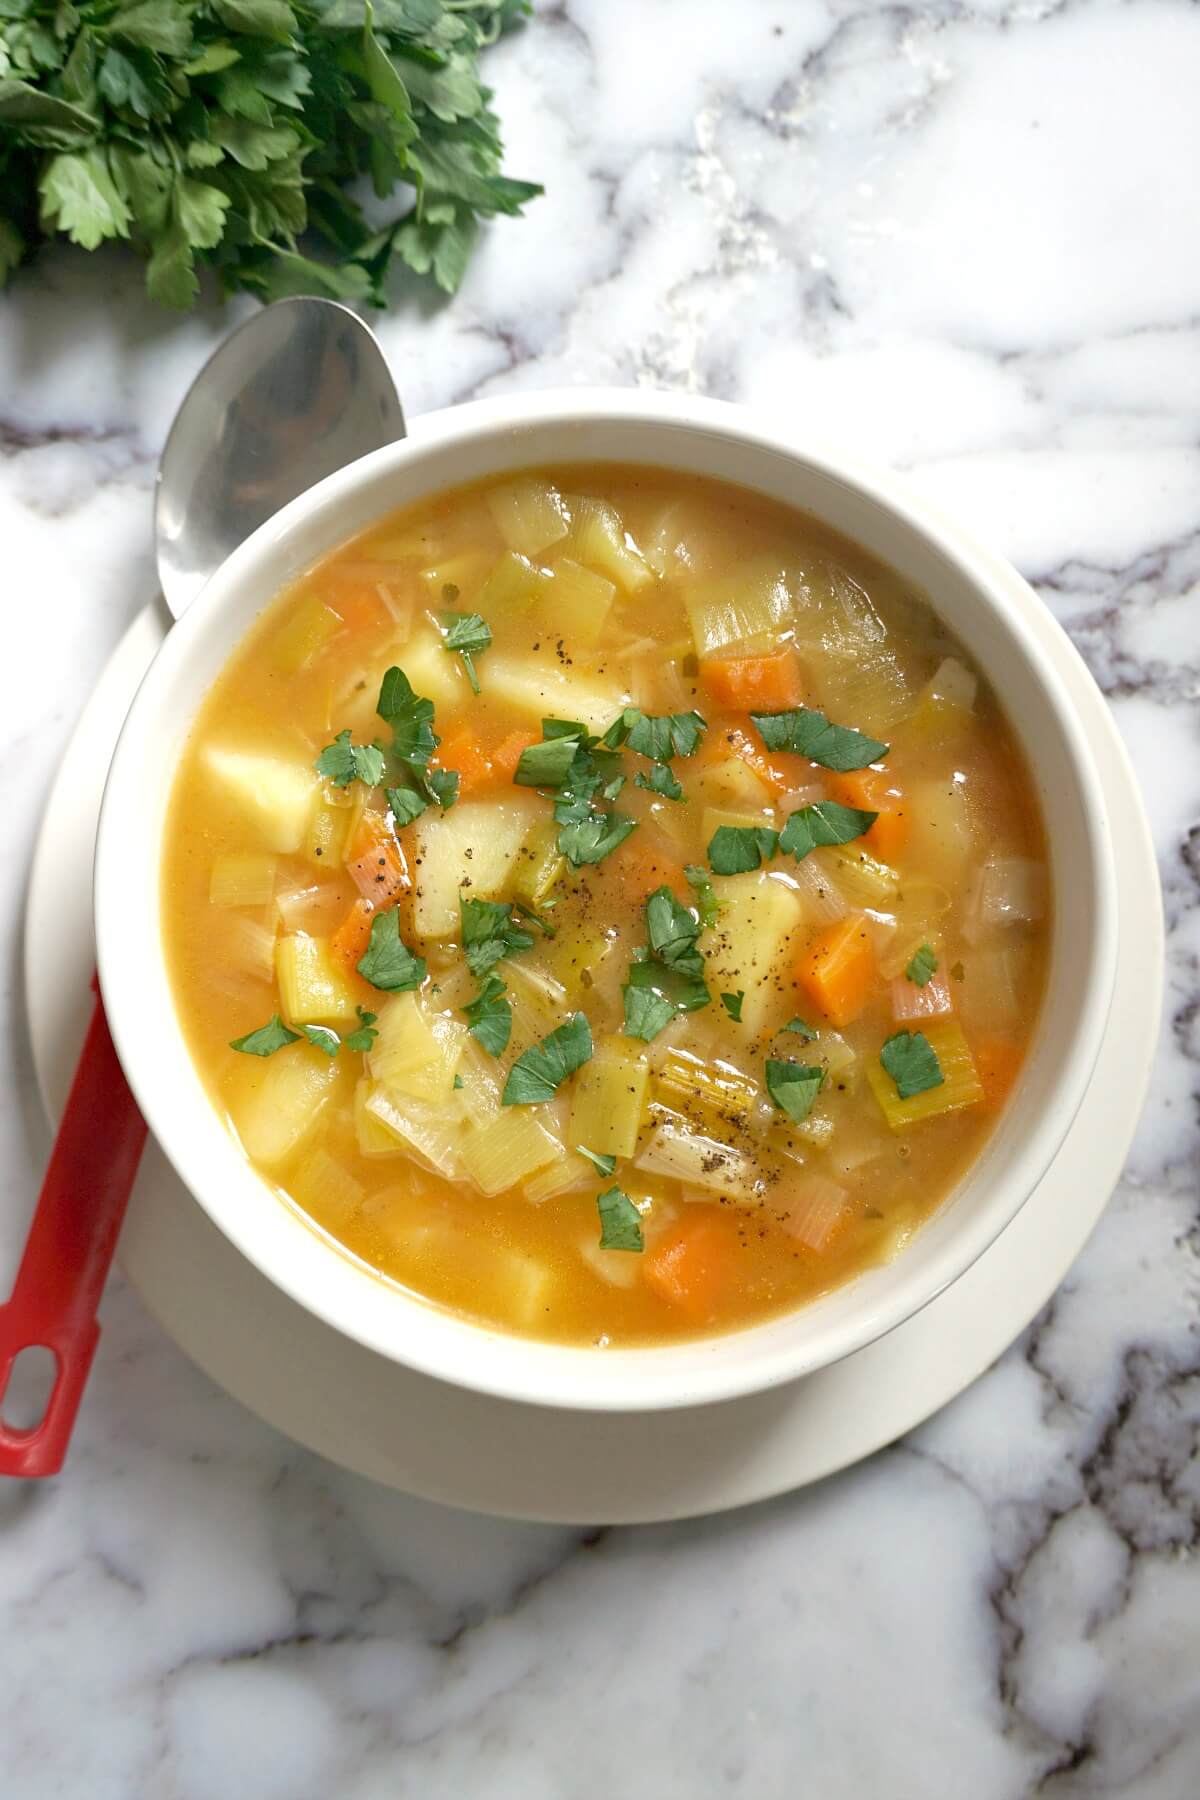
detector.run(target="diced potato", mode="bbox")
[490,1247,557,1326]
[289,1144,365,1226]
[512,821,565,909]
[270,594,341,674]
[684,557,794,657]
[484,652,631,735]
[534,558,617,647]
[569,497,654,592]
[226,1044,347,1168]
[569,1036,651,1158]
[201,746,319,854]
[904,778,973,886]
[385,623,472,710]
[487,478,570,556]
[459,1108,563,1196]
[865,1019,984,1131]
[369,993,466,1103]
[363,1083,467,1177]
[209,854,277,908]
[577,1231,642,1289]
[276,933,365,1027]
[695,757,774,814]
[411,794,543,937]
[703,871,805,1036]
[354,1078,405,1156]
[812,846,900,909]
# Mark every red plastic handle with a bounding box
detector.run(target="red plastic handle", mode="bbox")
[0,982,147,1476]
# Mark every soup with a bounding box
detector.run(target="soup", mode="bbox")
[163,466,1049,1346]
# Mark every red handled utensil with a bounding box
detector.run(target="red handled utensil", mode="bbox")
[0,981,147,1475]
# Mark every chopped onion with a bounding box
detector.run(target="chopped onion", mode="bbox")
[889,971,954,1023]
[781,1175,851,1252]
[635,1107,762,1202]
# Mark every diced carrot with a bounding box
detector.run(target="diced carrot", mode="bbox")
[434,723,494,798]
[490,728,539,783]
[610,835,687,898]
[330,898,376,970]
[974,1037,1023,1112]
[796,913,876,1026]
[644,1212,737,1318]
[346,813,409,906]
[826,767,910,862]
[700,648,804,712]
[323,562,398,633]
[703,724,816,798]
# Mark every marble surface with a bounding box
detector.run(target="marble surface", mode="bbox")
[1,0,1198,1793]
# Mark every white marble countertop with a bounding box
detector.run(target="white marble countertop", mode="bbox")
[2,1,1198,1793]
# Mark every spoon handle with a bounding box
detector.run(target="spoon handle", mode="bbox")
[0,981,146,1476]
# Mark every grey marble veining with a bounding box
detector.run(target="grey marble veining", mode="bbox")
[1,1,1198,1794]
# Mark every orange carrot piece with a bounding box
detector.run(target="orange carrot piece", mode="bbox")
[434,723,494,798]
[704,724,814,797]
[330,898,376,970]
[974,1037,1024,1112]
[645,1212,736,1318]
[610,835,687,898]
[346,813,409,906]
[796,913,876,1026]
[700,648,804,712]
[827,768,910,862]
[490,729,539,782]
[323,563,396,633]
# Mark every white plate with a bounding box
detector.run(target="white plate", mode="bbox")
[25,593,1160,1524]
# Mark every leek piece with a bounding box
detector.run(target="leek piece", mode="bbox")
[209,854,278,909]
[276,933,365,1027]
[459,1108,562,1196]
[512,821,565,909]
[654,1047,759,1133]
[534,557,617,647]
[354,1078,405,1156]
[226,912,277,982]
[812,846,900,909]
[702,804,777,844]
[526,1152,596,1204]
[304,781,362,869]
[487,478,570,556]
[226,1044,346,1168]
[568,497,654,592]
[270,594,341,675]
[634,1106,761,1201]
[289,1145,365,1226]
[703,871,805,1036]
[363,1083,467,1177]
[782,1175,851,1251]
[866,1019,984,1131]
[369,993,466,1102]
[787,855,850,926]
[684,557,793,657]
[201,746,319,854]
[411,794,543,938]
[418,549,492,606]
[814,647,913,735]
[483,651,631,735]
[568,1036,650,1158]
[475,549,556,615]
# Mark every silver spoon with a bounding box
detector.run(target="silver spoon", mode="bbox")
[0,299,406,1477]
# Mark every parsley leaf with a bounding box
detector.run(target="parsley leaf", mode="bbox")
[460,896,534,978]
[578,1146,617,1177]
[645,887,705,977]
[229,1014,299,1056]
[708,824,778,875]
[622,979,678,1043]
[685,863,723,928]
[344,1008,379,1054]
[424,768,459,811]
[880,1030,944,1099]
[597,1185,644,1252]
[377,666,438,767]
[302,1024,341,1057]
[778,801,877,862]
[635,763,684,801]
[441,611,492,694]
[502,1012,593,1105]
[721,990,745,1022]
[622,890,711,1041]
[513,732,582,788]
[513,900,556,937]
[765,1059,826,1124]
[315,729,386,789]
[750,707,888,772]
[357,909,426,992]
[387,784,428,827]
[783,1017,817,1041]
[463,974,512,1057]
[515,720,636,866]
[906,944,939,987]
[602,707,707,761]
[558,810,637,866]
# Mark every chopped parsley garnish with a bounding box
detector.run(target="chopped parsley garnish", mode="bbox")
[315,730,386,790]
[424,768,459,811]
[514,720,637,867]
[441,612,492,694]
[778,801,877,862]
[721,990,745,1022]
[622,887,711,1041]
[645,887,706,977]
[750,706,888,772]
[597,1185,644,1252]
[513,901,557,938]
[635,763,684,801]
[344,1008,379,1054]
[502,1012,593,1105]
[685,864,723,928]
[708,824,778,875]
[460,896,535,978]
[880,1030,944,1099]
[578,1146,617,1177]
[622,974,678,1043]
[765,1058,826,1124]
[229,1014,299,1057]
[906,944,939,987]
[783,1017,817,1041]
[386,784,428,827]
[463,976,512,1057]
[377,666,438,768]
[602,707,707,760]
[559,811,637,865]
[356,910,427,992]
[513,732,583,788]
[302,1025,341,1057]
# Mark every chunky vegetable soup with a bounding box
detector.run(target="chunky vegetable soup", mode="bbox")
[163,467,1050,1345]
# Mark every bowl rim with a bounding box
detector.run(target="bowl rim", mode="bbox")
[94,387,1120,1412]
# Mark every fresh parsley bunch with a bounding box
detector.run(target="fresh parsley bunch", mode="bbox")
[0,0,539,308]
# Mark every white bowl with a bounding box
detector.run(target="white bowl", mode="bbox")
[95,389,1119,1413]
